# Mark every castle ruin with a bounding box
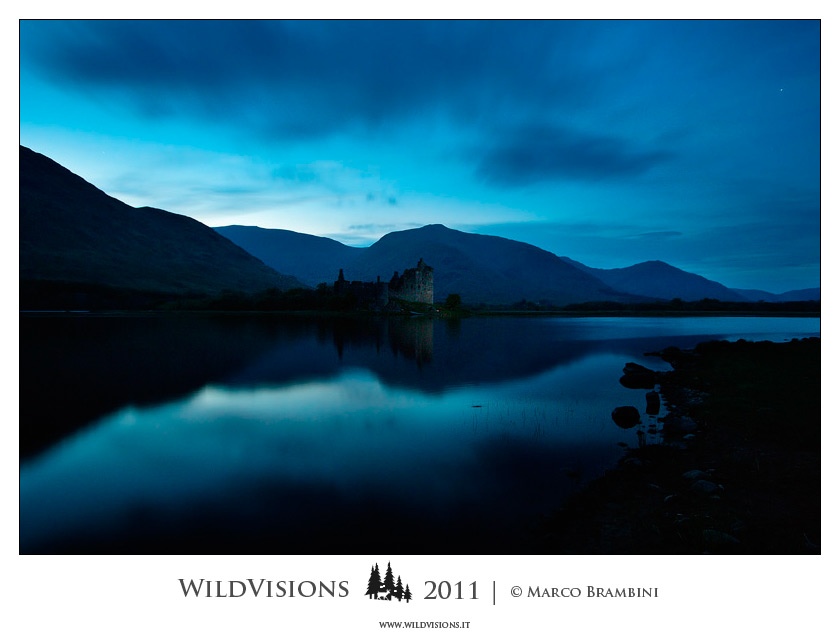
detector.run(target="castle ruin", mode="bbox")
[334,259,434,308]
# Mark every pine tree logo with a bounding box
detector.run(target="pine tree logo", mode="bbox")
[365,561,412,603]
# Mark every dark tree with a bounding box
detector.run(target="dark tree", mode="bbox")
[403,585,412,603]
[366,564,383,599]
[395,576,404,601]
[444,293,462,310]
[383,562,395,598]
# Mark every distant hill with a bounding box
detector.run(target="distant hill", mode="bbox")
[560,257,746,302]
[20,146,303,301]
[25,145,815,308]
[341,224,632,305]
[219,223,797,306]
[731,287,820,302]
[774,288,820,302]
[215,225,364,287]
[217,223,628,305]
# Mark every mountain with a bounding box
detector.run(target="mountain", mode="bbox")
[216,223,626,305]
[25,145,813,307]
[560,257,745,302]
[20,146,303,300]
[341,224,632,305]
[774,288,820,302]
[732,287,820,302]
[214,225,364,287]
[218,222,777,306]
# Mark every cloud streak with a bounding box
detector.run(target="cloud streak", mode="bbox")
[476,125,674,185]
[634,231,683,239]
[22,21,603,140]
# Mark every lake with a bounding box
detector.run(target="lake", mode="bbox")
[19,314,819,553]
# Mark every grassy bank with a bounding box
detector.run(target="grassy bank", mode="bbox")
[536,337,820,554]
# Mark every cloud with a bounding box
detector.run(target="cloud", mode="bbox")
[634,231,683,239]
[21,21,603,140]
[347,222,422,233]
[271,166,320,183]
[476,125,674,185]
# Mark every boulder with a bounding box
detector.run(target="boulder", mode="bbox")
[620,363,657,389]
[619,372,656,389]
[623,362,655,375]
[611,406,641,429]
[645,391,661,415]
[690,479,719,494]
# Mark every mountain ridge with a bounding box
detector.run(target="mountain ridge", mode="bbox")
[215,225,364,288]
[558,256,746,302]
[20,145,304,300]
[349,224,628,304]
[216,222,819,304]
[221,222,635,305]
[730,287,820,302]
[20,146,817,306]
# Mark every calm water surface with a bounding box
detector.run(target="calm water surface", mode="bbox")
[19,315,819,553]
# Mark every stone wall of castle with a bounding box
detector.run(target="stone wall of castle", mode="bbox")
[390,258,434,305]
[333,259,434,308]
[334,270,390,306]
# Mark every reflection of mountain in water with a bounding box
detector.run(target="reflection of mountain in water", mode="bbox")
[21,314,727,459]
[21,314,284,458]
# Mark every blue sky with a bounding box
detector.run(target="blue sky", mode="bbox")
[19,20,820,292]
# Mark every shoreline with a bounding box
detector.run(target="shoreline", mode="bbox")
[19,308,820,319]
[534,337,820,554]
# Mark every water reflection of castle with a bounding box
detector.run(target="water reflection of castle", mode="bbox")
[334,259,434,308]
[389,318,434,367]
[330,317,435,368]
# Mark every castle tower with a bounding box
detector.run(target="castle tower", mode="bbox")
[334,268,348,295]
[389,258,434,305]
[414,258,434,305]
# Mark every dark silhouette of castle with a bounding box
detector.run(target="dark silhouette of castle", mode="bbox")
[334,259,434,308]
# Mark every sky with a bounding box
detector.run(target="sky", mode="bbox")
[19,19,821,292]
